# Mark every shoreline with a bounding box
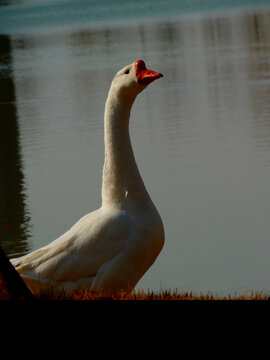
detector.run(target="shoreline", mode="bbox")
[25,288,270,301]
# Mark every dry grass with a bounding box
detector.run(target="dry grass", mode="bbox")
[1,273,269,300]
[33,288,270,301]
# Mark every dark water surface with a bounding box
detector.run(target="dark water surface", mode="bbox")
[1,2,270,294]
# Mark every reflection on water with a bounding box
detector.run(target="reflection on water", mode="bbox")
[1,7,270,294]
[0,35,31,257]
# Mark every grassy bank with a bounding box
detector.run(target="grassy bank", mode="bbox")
[1,275,269,300]
[33,288,269,300]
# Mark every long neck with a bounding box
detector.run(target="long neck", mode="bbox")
[101,89,151,210]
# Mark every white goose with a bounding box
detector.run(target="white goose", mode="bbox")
[11,60,164,294]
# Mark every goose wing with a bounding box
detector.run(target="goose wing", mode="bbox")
[11,209,129,284]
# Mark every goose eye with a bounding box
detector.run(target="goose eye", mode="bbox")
[124,69,129,74]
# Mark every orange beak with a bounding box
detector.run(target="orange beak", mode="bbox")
[135,60,163,85]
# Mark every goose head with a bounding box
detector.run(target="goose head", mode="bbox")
[110,60,163,103]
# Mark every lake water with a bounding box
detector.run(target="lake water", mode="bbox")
[1,0,270,296]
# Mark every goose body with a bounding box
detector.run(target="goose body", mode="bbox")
[11,60,164,294]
